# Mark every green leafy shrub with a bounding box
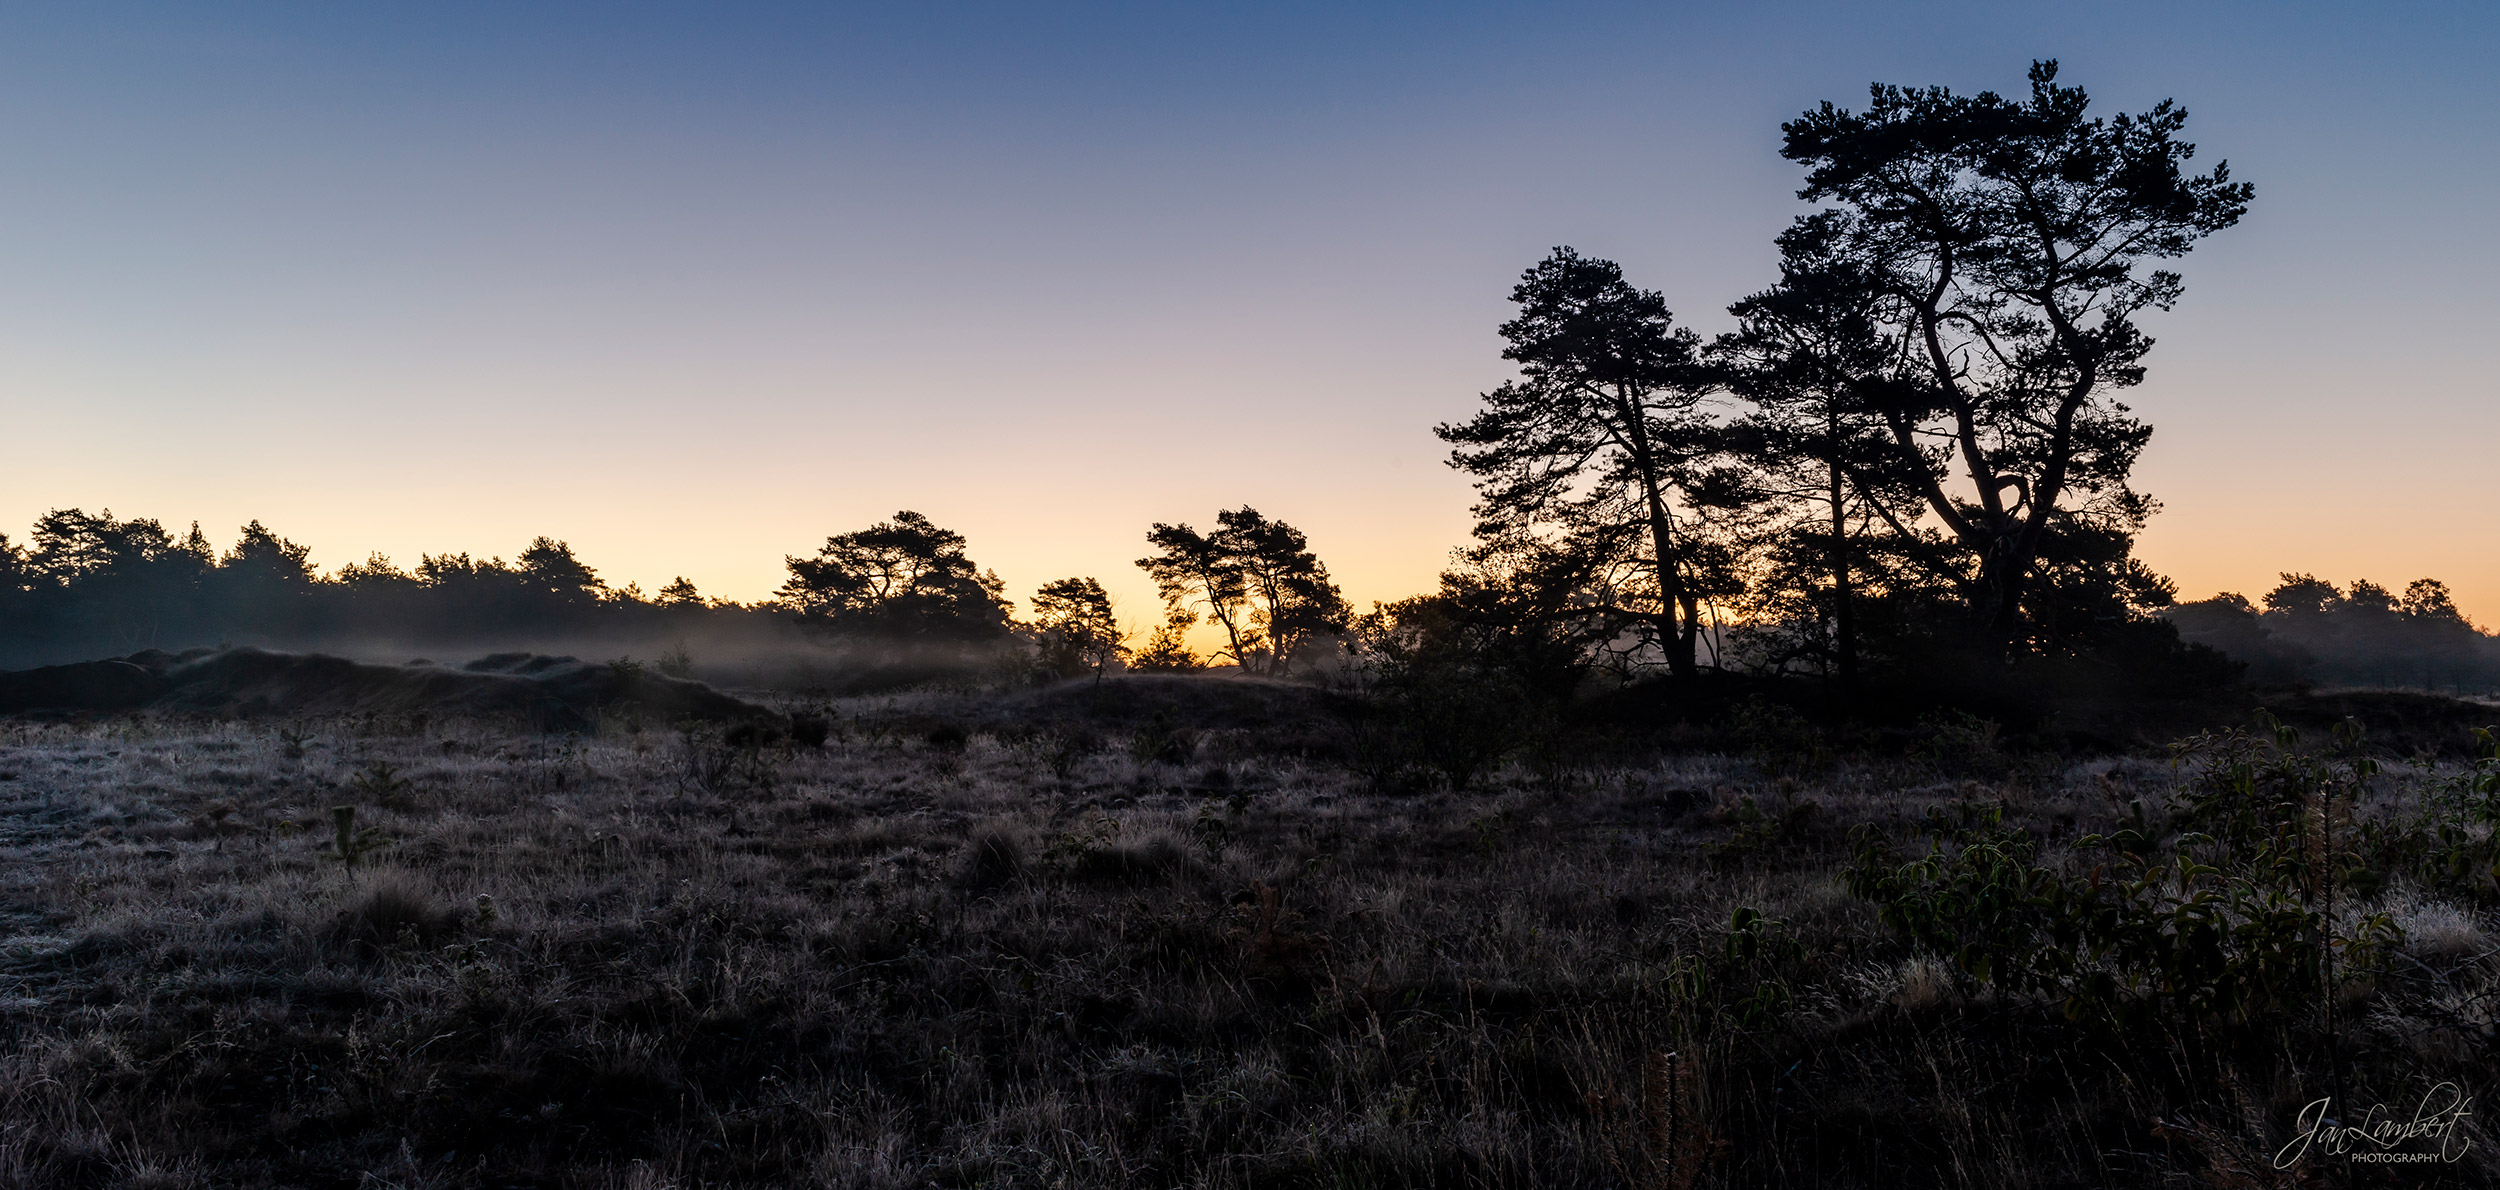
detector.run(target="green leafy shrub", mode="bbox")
[1663,906,1803,1031]
[1848,717,2399,1059]
[2363,725,2500,900]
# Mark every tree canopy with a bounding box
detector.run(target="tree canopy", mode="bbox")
[780,511,1012,641]
[1772,59,2249,654]
[1138,506,1348,675]
[1438,248,1737,677]
[1029,576,1127,681]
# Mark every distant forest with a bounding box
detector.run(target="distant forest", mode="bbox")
[0,511,759,670]
[5,60,2496,699]
[2170,576,2500,692]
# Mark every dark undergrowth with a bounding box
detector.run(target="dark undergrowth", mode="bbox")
[0,678,2491,1187]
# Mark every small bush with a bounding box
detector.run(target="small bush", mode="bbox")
[1040,729,1102,779]
[2361,724,2500,899]
[787,714,831,749]
[345,760,413,810]
[1847,717,2400,1061]
[955,823,1029,891]
[328,804,389,868]
[1733,696,1829,778]
[657,642,695,679]
[1912,708,2005,779]
[1344,664,1536,792]
[1128,714,1198,765]
[326,873,457,957]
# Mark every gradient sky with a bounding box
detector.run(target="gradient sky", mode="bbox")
[2,2,2494,636]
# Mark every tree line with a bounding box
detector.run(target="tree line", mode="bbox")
[0,508,727,667]
[5,62,2490,697]
[2170,576,2500,692]
[0,501,1352,677]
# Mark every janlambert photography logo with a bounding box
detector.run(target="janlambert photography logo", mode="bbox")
[2274,1082,2475,1168]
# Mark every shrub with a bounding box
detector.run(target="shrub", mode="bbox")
[327,872,456,957]
[1339,664,1535,792]
[787,714,831,749]
[1127,714,1198,765]
[955,823,1029,891]
[2362,725,2500,899]
[1847,717,2400,1067]
[1128,615,1204,672]
[345,760,413,810]
[1732,696,1828,778]
[328,804,390,868]
[657,642,695,678]
[676,724,775,795]
[1040,729,1102,779]
[1911,708,2004,779]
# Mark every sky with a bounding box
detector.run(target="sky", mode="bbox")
[1,1,2494,634]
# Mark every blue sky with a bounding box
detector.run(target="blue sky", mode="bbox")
[2,2,2493,623]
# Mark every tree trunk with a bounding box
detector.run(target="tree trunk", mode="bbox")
[1971,530,2030,657]
[1621,400,1697,679]
[1827,430,1856,684]
[1201,574,1248,669]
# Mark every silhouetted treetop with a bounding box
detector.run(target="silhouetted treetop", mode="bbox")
[220,520,317,588]
[1137,506,1346,675]
[1218,507,1349,675]
[335,553,419,593]
[27,509,197,584]
[1766,60,2250,655]
[1782,60,2249,261]
[2403,579,2467,625]
[1439,247,1730,677]
[1138,521,1252,667]
[1495,247,1700,396]
[658,577,705,608]
[781,510,1011,641]
[1030,576,1127,681]
[0,508,792,667]
[519,538,605,604]
[2264,573,2341,620]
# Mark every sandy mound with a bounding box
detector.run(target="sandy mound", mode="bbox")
[0,647,773,730]
[0,659,167,712]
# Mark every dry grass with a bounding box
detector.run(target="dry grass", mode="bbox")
[0,691,2490,1188]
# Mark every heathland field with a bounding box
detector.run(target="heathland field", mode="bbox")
[0,677,2493,1188]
